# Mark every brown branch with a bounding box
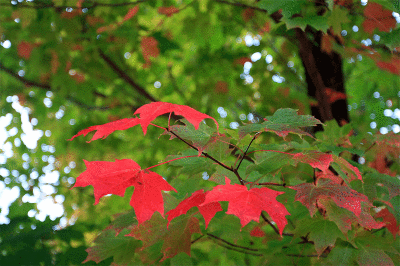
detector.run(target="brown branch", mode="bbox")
[295,28,333,122]
[0,0,148,9]
[98,48,158,102]
[168,130,234,173]
[207,233,261,255]
[0,63,114,111]
[0,63,50,89]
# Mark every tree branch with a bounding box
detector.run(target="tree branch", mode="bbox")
[0,63,50,89]
[98,48,158,102]
[0,63,114,111]
[0,0,148,9]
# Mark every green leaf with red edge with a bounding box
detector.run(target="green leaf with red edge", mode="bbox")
[376,208,399,239]
[331,154,363,185]
[127,212,201,262]
[134,102,218,135]
[166,189,222,229]
[291,179,368,217]
[362,2,397,34]
[319,198,384,235]
[84,229,142,264]
[294,216,345,255]
[292,151,333,172]
[72,159,177,224]
[68,117,140,142]
[200,177,290,236]
[238,108,322,139]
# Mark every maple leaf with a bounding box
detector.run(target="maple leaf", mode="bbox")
[362,3,396,34]
[234,57,251,66]
[291,179,368,217]
[292,151,333,172]
[134,102,219,135]
[140,36,160,68]
[17,41,35,60]
[319,198,384,235]
[376,208,399,239]
[97,6,139,33]
[68,117,140,142]
[238,108,322,139]
[84,229,141,264]
[127,212,201,262]
[158,6,180,17]
[376,57,400,76]
[294,217,345,255]
[250,226,266,237]
[73,159,176,224]
[166,189,222,228]
[331,154,362,183]
[200,177,290,236]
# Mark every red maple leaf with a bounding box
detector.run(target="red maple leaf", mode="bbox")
[200,177,290,236]
[166,189,222,228]
[140,36,160,68]
[376,208,399,239]
[73,159,176,224]
[68,118,140,142]
[123,6,139,22]
[376,57,400,76]
[234,57,252,66]
[319,198,384,235]
[291,179,368,217]
[362,3,396,34]
[18,41,35,60]
[134,102,219,135]
[158,6,180,17]
[292,151,333,172]
[250,226,266,237]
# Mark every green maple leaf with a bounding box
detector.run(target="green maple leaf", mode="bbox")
[127,212,201,262]
[283,15,329,32]
[238,108,322,138]
[294,217,345,255]
[258,0,309,18]
[84,229,142,264]
[327,7,350,34]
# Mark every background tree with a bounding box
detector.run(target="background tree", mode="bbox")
[0,0,399,265]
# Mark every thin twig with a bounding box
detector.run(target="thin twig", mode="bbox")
[261,212,280,235]
[168,130,233,173]
[207,233,259,252]
[236,132,260,170]
[98,48,158,102]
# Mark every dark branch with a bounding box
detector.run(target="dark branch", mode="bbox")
[98,49,158,102]
[0,0,148,9]
[0,64,50,89]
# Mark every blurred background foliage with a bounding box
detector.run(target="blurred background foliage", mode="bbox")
[0,0,399,264]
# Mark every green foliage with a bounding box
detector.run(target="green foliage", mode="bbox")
[0,0,399,265]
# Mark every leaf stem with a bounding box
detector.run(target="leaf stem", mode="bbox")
[261,212,280,235]
[149,123,167,131]
[236,132,260,170]
[168,130,233,172]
